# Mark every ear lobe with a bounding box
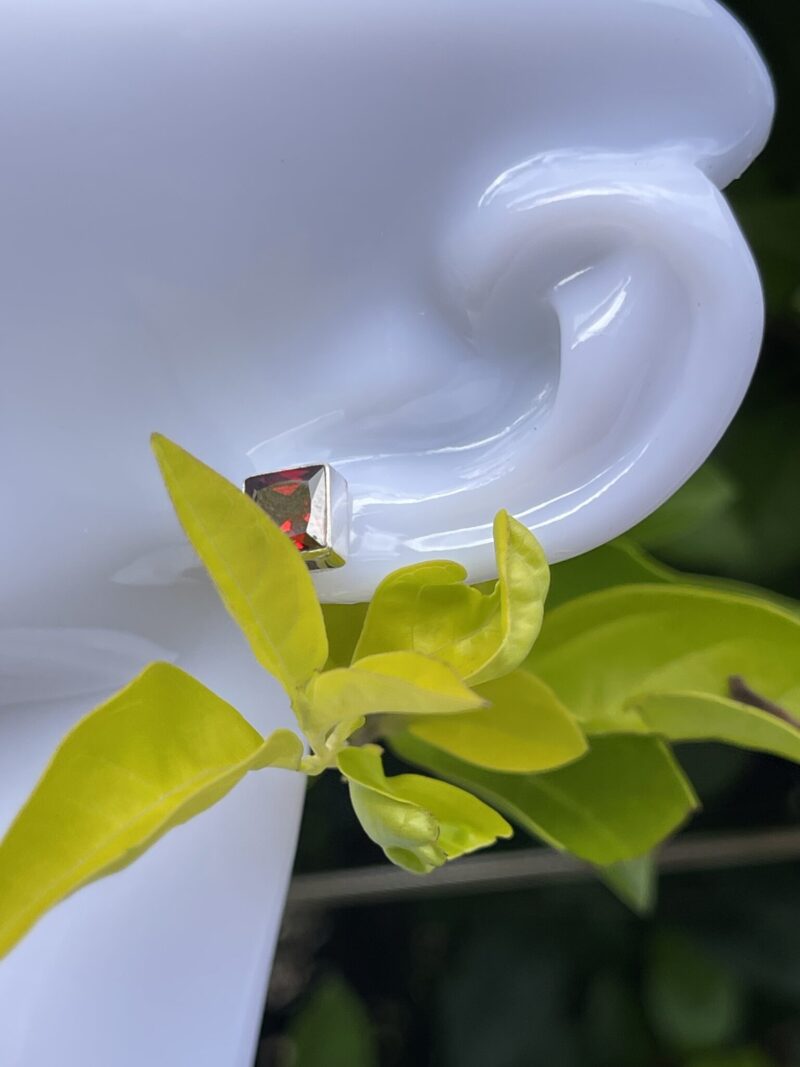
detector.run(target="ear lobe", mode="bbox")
[442,152,763,561]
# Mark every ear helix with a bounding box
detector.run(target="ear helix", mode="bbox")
[438,151,763,561]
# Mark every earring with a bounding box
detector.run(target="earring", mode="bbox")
[244,464,349,570]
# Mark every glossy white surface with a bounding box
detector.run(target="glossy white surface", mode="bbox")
[0,621,304,1067]
[0,1,773,1065]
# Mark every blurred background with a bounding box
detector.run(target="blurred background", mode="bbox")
[260,3,800,1063]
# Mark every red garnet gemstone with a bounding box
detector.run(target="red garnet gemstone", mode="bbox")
[244,463,348,570]
[244,466,327,553]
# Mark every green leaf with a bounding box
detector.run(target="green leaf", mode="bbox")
[644,930,742,1052]
[438,924,580,1065]
[306,651,486,733]
[627,691,800,762]
[287,973,378,1067]
[321,602,369,669]
[352,511,549,685]
[599,854,657,914]
[0,663,302,957]
[151,434,327,691]
[548,537,800,619]
[733,194,800,316]
[338,745,512,873]
[547,538,675,611]
[683,1049,775,1067]
[630,462,739,552]
[391,732,697,866]
[583,970,655,1066]
[407,670,587,774]
[644,405,800,585]
[526,585,800,735]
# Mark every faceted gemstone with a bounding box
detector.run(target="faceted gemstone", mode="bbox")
[243,465,348,569]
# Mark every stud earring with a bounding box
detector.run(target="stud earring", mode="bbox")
[244,464,349,570]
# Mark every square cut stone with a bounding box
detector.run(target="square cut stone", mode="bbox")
[243,464,348,570]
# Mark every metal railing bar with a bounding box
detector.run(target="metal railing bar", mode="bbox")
[286,826,800,910]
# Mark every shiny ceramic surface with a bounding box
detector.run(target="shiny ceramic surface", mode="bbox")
[0,1,773,1064]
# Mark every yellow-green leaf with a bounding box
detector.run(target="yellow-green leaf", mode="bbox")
[347,781,444,875]
[391,731,697,866]
[305,651,486,733]
[352,511,549,686]
[389,768,514,863]
[627,690,800,762]
[338,745,512,873]
[526,585,800,734]
[0,662,302,958]
[407,670,587,773]
[151,434,327,691]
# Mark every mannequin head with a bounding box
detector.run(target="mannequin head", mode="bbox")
[1,0,773,663]
[0,6,776,1060]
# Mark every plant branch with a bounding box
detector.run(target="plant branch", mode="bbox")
[728,675,800,730]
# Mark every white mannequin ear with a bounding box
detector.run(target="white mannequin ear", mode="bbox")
[445,152,763,563]
[318,150,764,601]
